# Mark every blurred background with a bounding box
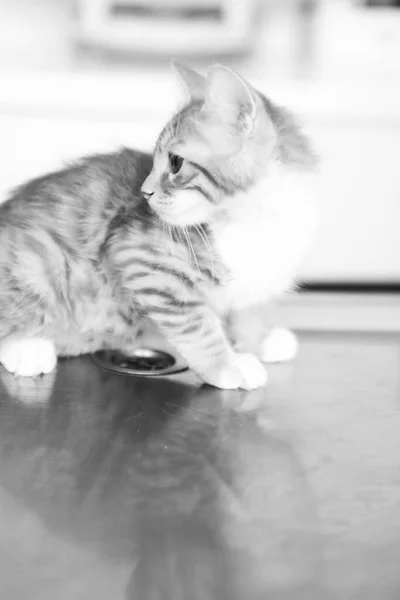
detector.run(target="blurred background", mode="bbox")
[0,0,399,286]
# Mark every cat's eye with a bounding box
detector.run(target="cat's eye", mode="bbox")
[169,153,184,175]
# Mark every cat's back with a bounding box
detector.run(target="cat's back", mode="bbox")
[0,148,152,225]
[0,148,153,256]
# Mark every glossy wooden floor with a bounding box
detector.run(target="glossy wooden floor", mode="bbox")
[0,327,399,599]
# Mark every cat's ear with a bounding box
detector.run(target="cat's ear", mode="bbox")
[172,62,206,101]
[203,65,258,136]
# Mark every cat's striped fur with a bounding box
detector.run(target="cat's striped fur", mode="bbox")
[0,65,317,388]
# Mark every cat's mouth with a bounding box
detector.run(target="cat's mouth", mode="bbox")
[151,204,176,221]
[151,194,213,228]
[149,198,190,224]
[156,208,205,229]
[147,199,176,222]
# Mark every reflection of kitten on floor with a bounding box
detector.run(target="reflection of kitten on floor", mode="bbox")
[0,64,317,389]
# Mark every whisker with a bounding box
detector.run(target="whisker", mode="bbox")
[167,223,175,254]
[175,226,185,248]
[195,224,214,276]
[183,226,200,272]
[162,221,169,254]
[182,226,191,259]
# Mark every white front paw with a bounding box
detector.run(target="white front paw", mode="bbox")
[201,352,267,391]
[233,352,268,390]
[261,328,299,363]
[0,338,57,377]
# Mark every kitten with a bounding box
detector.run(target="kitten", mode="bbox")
[0,64,317,389]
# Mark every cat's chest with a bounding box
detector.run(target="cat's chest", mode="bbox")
[212,217,291,310]
[206,169,317,311]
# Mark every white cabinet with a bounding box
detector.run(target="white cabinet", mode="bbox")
[305,122,400,282]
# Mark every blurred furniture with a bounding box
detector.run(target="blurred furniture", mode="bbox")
[75,0,260,56]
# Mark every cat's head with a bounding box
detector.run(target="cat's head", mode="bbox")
[141,64,278,227]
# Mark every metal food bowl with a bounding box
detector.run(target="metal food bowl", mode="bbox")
[92,348,187,377]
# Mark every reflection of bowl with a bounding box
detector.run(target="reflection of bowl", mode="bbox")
[74,0,259,56]
[92,348,188,377]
